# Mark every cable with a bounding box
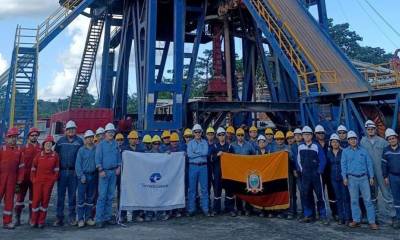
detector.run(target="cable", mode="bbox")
[363,0,400,39]
[337,0,350,23]
[355,0,399,49]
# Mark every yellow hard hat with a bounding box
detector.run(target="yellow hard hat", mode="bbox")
[161,130,171,139]
[170,132,180,142]
[236,128,245,136]
[183,128,193,137]
[226,126,235,134]
[142,134,152,144]
[249,125,258,132]
[265,128,274,135]
[128,130,139,139]
[274,131,285,139]
[115,133,124,141]
[286,131,294,139]
[152,135,161,143]
[206,127,215,134]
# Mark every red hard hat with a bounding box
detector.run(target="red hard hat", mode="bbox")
[43,135,55,145]
[28,127,40,136]
[6,127,19,137]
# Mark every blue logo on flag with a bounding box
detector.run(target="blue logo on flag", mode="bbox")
[149,173,162,183]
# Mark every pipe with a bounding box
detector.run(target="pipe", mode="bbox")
[224,18,232,101]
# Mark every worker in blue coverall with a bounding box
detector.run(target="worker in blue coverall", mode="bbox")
[382,128,400,229]
[296,126,328,225]
[54,120,84,227]
[95,123,121,228]
[75,130,97,228]
[187,124,210,217]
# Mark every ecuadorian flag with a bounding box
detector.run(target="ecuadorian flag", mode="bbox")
[221,151,289,210]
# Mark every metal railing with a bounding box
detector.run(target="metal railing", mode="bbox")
[250,0,337,94]
[358,61,400,89]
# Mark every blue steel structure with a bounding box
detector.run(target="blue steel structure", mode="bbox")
[1,0,400,141]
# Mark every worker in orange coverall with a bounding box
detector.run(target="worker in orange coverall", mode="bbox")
[30,135,60,228]
[0,127,25,229]
[15,127,42,225]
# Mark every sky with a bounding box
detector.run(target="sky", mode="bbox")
[0,0,399,101]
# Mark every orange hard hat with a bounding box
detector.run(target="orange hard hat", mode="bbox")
[28,127,40,136]
[6,127,19,137]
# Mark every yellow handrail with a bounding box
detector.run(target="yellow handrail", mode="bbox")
[250,0,337,94]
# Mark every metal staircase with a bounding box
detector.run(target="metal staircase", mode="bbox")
[69,16,105,109]
[1,26,39,138]
[0,0,95,141]
[243,0,336,94]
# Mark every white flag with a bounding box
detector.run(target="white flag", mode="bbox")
[120,151,186,211]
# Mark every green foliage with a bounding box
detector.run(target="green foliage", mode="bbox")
[328,19,393,64]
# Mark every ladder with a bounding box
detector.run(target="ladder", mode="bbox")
[69,16,105,108]
[2,26,39,138]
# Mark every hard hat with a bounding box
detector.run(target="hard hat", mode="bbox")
[96,127,105,135]
[385,128,398,139]
[128,130,139,139]
[329,133,340,141]
[152,135,161,143]
[216,127,226,135]
[286,131,294,139]
[115,133,124,141]
[183,128,193,137]
[161,130,171,139]
[249,126,258,132]
[294,128,302,135]
[226,126,235,134]
[347,131,358,139]
[337,125,348,132]
[66,120,77,129]
[314,124,325,133]
[257,135,266,142]
[170,132,180,142]
[6,127,19,137]
[105,123,116,132]
[364,120,376,128]
[236,128,245,136]
[265,128,273,135]
[42,135,55,145]
[302,126,313,134]
[28,127,40,136]
[142,134,152,144]
[274,131,285,139]
[206,127,215,134]
[192,124,203,132]
[84,130,95,138]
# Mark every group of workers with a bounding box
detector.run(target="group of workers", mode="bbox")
[1,118,400,232]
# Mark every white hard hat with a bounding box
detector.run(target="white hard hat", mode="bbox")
[385,128,398,139]
[364,120,376,128]
[66,120,77,129]
[315,124,325,133]
[347,130,358,139]
[329,133,340,141]
[337,125,348,132]
[84,130,95,138]
[192,124,203,132]
[216,127,226,135]
[257,135,266,142]
[96,127,105,135]
[294,128,302,135]
[105,123,116,132]
[302,126,313,134]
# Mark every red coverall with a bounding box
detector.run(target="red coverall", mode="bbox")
[0,145,24,225]
[15,143,41,216]
[30,151,60,225]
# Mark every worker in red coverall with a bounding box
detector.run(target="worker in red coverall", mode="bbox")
[15,127,41,225]
[30,135,60,228]
[0,127,25,229]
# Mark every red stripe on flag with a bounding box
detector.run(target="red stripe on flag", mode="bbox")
[237,191,289,208]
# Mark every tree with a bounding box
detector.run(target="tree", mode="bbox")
[328,19,393,64]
